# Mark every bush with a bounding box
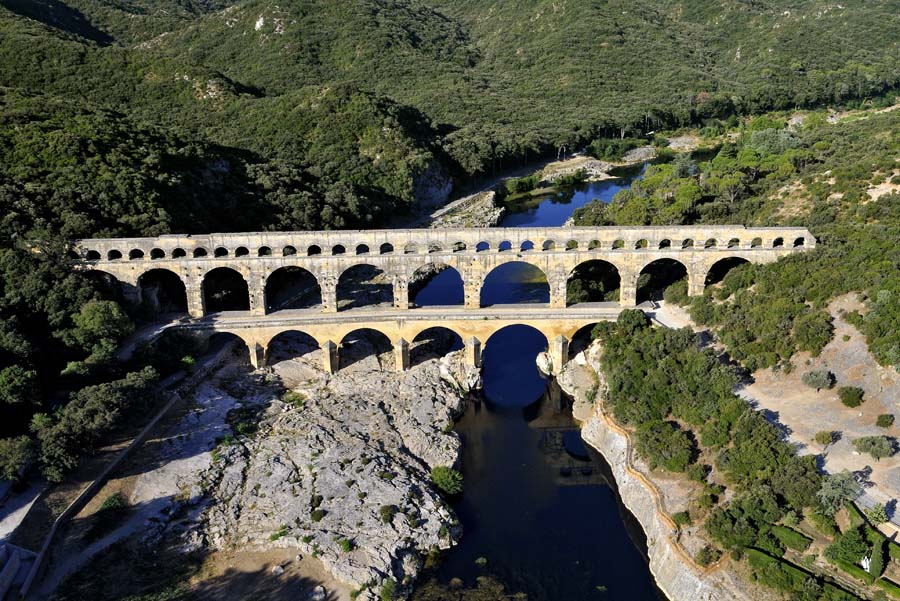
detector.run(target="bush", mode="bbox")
[802,370,835,391]
[673,511,692,526]
[379,505,397,524]
[99,492,127,512]
[269,525,288,541]
[338,538,354,553]
[380,578,397,601]
[634,420,695,472]
[430,466,464,495]
[771,525,812,552]
[310,509,327,522]
[865,503,889,525]
[877,414,895,428]
[815,430,839,447]
[876,578,900,599]
[0,435,35,482]
[838,386,865,407]
[853,436,896,460]
[694,545,720,567]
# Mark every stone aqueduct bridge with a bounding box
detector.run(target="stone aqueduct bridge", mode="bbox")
[73,225,814,372]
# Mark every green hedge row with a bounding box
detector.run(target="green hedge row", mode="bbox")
[772,525,812,552]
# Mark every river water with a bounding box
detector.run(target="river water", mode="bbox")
[411,169,664,600]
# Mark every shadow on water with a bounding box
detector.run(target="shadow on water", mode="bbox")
[413,325,664,601]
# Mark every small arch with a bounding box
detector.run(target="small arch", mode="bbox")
[202,267,249,313]
[542,240,556,251]
[565,239,579,251]
[266,330,321,365]
[498,241,513,252]
[150,248,165,260]
[452,241,467,253]
[638,259,688,303]
[339,328,393,371]
[85,250,101,261]
[635,239,649,249]
[404,243,418,255]
[107,250,122,261]
[567,260,621,305]
[481,262,549,306]
[588,240,601,250]
[793,237,805,247]
[750,237,762,248]
[773,237,784,248]
[138,268,187,315]
[428,243,442,254]
[172,248,186,259]
[410,327,464,368]
[214,247,228,258]
[356,244,370,255]
[265,266,321,312]
[129,249,145,260]
[380,243,394,255]
[337,264,392,311]
[193,248,208,258]
[727,238,740,249]
[235,247,249,257]
[520,240,535,252]
[258,246,272,256]
[283,245,297,256]
[307,245,321,256]
[612,239,625,250]
[659,239,671,249]
[476,241,490,253]
[681,239,694,249]
[410,264,464,307]
[704,238,717,249]
[332,244,346,256]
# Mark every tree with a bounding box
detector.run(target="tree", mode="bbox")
[865,503,888,525]
[0,365,38,405]
[853,436,896,461]
[0,436,34,482]
[817,471,862,515]
[815,430,839,449]
[838,386,865,407]
[68,300,134,363]
[802,370,835,392]
[826,528,869,564]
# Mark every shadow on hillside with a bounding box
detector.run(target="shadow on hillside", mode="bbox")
[1,0,113,45]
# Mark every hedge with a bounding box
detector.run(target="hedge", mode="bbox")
[772,525,812,552]
[877,578,900,599]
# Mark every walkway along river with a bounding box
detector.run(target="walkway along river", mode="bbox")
[411,170,665,600]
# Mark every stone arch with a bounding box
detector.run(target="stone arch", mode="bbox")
[193,248,208,258]
[751,237,762,248]
[703,238,717,249]
[634,239,649,249]
[337,264,392,311]
[129,249,144,260]
[404,242,418,254]
[214,247,228,257]
[482,324,549,406]
[659,239,671,249]
[380,243,394,255]
[86,250,101,261]
[107,249,123,260]
[265,266,321,312]
[480,261,550,306]
[83,269,122,302]
[637,258,688,303]
[452,241,467,253]
[356,244,370,255]
[726,238,740,249]
[542,240,556,251]
[567,259,621,305]
[409,264,464,307]
[705,257,751,287]
[498,240,513,252]
[476,241,490,253]
[568,322,603,359]
[202,267,250,313]
[681,239,694,249]
[520,240,535,252]
[793,237,805,247]
[588,240,601,250]
[172,248,187,258]
[428,243,443,254]
[307,245,321,256]
[266,330,320,366]
[332,244,346,256]
[282,245,296,256]
[235,246,249,257]
[206,332,251,366]
[410,327,464,368]
[612,239,625,250]
[66,250,79,260]
[138,268,188,314]
[773,237,784,248]
[150,248,165,260]
[258,246,272,256]
[339,328,393,371]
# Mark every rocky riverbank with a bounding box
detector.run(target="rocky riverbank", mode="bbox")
[540,341,757,601]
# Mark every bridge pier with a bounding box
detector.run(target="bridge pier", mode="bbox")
[464,337,482,368]
[394,338,410,372]
[550,335,569,372]
[321,278,338,313]
[393,276,409,310]
[687,270,706,297]
[464,281,482,309]
[185,278,205,318]
[619,282,637,307]
[249,342,266,369]
[250,284,266,317]
[322,340,339,374]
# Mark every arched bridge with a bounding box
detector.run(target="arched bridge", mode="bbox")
[72,225,814,373]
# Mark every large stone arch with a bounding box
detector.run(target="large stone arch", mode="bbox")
[636,258,689,303]
[480,261,550,306]
[138,268,188,314]
[202,267,250,313]
[409,263,464,307]
[482,324,550,406]
[265,266,321,312]
[339,327,394,371]
[82,268,125,303]
[205,331,252,366]
[337,263,393,311]
[704,256,751,288]
[566,259,621,305]
[265,329,321,366]
[410,326,464,368]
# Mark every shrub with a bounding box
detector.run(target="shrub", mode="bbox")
[99,492,127,512]
[284,391,306,408]
[815,430,839,447]
[877,414,895,428]
[853,436,896,460]
[0,435,35,482]
[338,538,354,553]
[771,525,812,552]
[673,511,692,526]
[380,578,397,601]
[430,466,464,495]
[379,505,397,524]
[270,525,289,541]
[694,546,720,567]
[838,386,865,407]
[310,509,327,522]
[865,503,889,525]
[802,370,835,391]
